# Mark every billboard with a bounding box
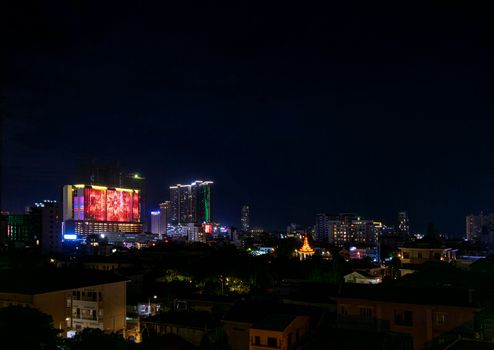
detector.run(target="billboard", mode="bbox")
[85,187,107,221]
[66,185,140,223]
[107,189,132,222]
[132,192,140,222]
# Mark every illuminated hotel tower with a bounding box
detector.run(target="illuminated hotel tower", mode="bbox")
[62,184,143,237]
[169,180,213,225]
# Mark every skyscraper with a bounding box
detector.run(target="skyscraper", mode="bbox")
[169,180,213,225]
[169,184,191,224]
[241,205,250,232]
[397,211,410,237]
[159,201,170,235]
[191,181,213,224]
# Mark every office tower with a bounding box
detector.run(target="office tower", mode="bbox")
[397,211,410,237]
[315,213,330,243]
[169,180,213,225]
[159,201,170,235]
[241,205,250,232]
[150,210,160,234]
[62,184,143,238]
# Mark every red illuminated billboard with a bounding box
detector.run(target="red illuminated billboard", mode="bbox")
[132,192,140,221]
[84,188,107,221]
[77,186,139,222]
[106,190,132,222]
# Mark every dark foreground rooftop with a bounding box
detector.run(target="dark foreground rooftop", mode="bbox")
[251,313,298,331]
[0,268,128,294]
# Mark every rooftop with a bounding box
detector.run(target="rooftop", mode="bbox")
[0,268,128,294]
[275,281,477,308]
[251,313,297,331]
[142,311,215,329]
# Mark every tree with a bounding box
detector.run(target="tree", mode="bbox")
[200,327,231,350]
[66,328,128,350]
[0,305,61,350]
[385,257,402,280]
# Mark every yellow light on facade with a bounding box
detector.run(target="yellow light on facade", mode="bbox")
[115,187,134,193]
[91,185,108,190]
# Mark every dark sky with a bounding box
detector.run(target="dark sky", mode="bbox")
[1,1,493,235]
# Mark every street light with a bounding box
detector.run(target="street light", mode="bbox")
[148,295,158,315]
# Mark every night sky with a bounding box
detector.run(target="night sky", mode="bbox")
[2,1,493,235]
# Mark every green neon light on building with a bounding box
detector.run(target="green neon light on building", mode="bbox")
[204,186,210,223]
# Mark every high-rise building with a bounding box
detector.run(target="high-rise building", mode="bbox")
[466,212,494,242]
[150,210,160,234]
[169,180,213,225]
[62,184,143,238]
[330,214,357,246]
[397,211,410,237]
[191,181,213,224]
[315,213,330,243]
[241,205,250,232]
[316,213,380,247]
[159,201,171,235]
[31,200,62,254]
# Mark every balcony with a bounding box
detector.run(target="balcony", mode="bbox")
[337,315,390,331]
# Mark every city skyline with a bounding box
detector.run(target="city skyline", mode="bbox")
[2,2,494,236]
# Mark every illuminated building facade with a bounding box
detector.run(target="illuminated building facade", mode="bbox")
[314,213,380,247]
[169,180,213,225]
[3,200,61,252]
[6,213,36,246]
[150,210,160,234]
[159,201,170,235]
[241,205,250,232]
[169,184,190,224]
[62,184,143,238]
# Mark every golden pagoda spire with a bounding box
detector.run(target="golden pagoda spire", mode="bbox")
[299,234,314,253]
